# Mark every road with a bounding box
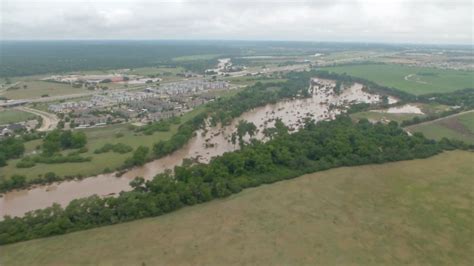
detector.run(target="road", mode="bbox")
[16,106,59,131]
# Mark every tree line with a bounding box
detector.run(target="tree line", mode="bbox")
[0,41,238,77]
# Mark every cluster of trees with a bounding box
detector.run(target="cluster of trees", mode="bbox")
[94,143,133,154]
[0,175,27,191]
[123,146,150,168]
[233,120,257,147]
[262,118,289,140]
[2,116,467,245]
[12,130,89,169]
[0,137,25,167]
[17,153,92,168]
[42,130,87,156]
[0,134,42,190]
[418,88,474,108]
[0,172,69,193]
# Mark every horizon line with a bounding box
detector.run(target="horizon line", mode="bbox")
[0,39,472,47]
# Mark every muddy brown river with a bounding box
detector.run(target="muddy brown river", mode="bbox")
[0,80,394,218]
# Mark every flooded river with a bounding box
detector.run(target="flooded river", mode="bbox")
[0,80,390,218]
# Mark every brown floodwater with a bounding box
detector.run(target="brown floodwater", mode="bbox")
[0,80,392,218]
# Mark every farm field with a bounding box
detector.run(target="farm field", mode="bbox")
[0,107,204,181]
[0,109,37,124]
[407,111,474,144]
[1,150,472,265]
[323,64,474,95]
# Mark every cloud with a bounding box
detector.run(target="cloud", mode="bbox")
[1,0,472,44]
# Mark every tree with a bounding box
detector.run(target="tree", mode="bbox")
[130,177,146,192]
[127,146,149,166]
[10,175,27,188]
[42,131,61,155]
[0,137,25,158]
[71,131,87,148]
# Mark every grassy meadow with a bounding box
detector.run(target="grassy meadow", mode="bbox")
[1,150,472,265]
[407,111,474,144]
[2,80,89,100]
[323,64,473,95]
[0,109,37,124]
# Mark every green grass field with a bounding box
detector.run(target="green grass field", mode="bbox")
[0,109,37,125]
[1,150,472,265]
[323,64,473,95]
[0,107,204,180]
[407,111,474,144]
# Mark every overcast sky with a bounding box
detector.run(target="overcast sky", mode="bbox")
[1,0,473,44]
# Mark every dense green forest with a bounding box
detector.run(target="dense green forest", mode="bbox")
[0,41,239,77]
[417,88,474,108]
[2,116,468,245]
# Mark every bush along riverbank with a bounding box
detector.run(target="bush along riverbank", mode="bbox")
[1,116,471,245]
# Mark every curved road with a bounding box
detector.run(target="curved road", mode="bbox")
[16,106,59,131]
